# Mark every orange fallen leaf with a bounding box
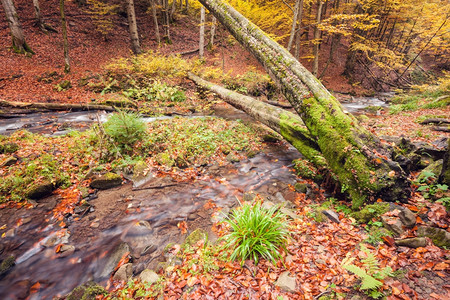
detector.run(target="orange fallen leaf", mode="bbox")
[434,262,449,271]
[187,276,199,287]
[177,221,188,234]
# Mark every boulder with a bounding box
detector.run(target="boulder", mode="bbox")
[275,271,297,293]
[139,269,160,284]
[321,209,340,223]
[90,172,122,190]
[25,181,55,200]
[395,237,427,248]
[417,226,450,248]
[58,245,76,258]
[95,242,130,280]
[386,203,416,228]
[113,263,133,282]
[381,216,404,237]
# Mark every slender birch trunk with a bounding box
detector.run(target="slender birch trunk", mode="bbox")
[150,0,161,45]
[312,0,323,76]
[287,0,301,52]
[199,6,205,58]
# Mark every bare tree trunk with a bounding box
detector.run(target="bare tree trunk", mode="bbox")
[199,6,205,58]
[287,0,302,52]
[197,0,410,208]
[60,0,70,72]
[184,0,188,13]
[170,0,176,20]
[294,1,304,59]
[32,0,45,31]
[209,16,216,48]
[1,0,33,54]
[312,0,323,76]
[126,0,141,54]
[162,0,171,43]
[150,0,161,45]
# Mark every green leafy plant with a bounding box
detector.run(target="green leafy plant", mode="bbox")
[415,170,449,199]
[342,245,394,299]
[103,110,147,152]
[221,201,290,265]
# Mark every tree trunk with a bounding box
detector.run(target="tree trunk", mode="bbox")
[184,0,188,13]
[197,0,410,208]
[209,16,216,48]
[32,0,45,31]
[287,0,301,52]
[0,100,115,111]
[1,0,33,54]
[162,0,171,43]
[126,0,141,54]
[188,73,326,168]
[199,6,205,58]
[294,1,304,59]
[312,0,323,76]
[60,0,70,73]
[150,0,161,45]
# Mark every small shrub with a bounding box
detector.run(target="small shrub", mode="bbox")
[103,111,147,151]
[222,201,290,265]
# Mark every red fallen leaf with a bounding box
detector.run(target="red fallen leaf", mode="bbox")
[398,294,411,300]
[29,282,41,294]
[430,293,444,299]
[434,262,449,271]
[187,276,199,287]
[177,221,188,234]
[402,283,413,294]
[382,236,395,247]
[436,272,447,278]
[203,200,216,210]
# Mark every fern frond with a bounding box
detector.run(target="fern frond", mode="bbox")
[343,264,369,279]
[360,245,380,275]
[360,275,383,290]
[376,266,393,280]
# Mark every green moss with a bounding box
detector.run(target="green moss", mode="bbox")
[66,282,107,300]
[351,203,390,224]
[0,256,15,276]
[293,159,323,182]
[0,142,19,154]
[182,229,208,248]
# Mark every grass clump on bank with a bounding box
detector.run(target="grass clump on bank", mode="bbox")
[389,75,450,114]
[221,201,290,265]
[146,117,262,168]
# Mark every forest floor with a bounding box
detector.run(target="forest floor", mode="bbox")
[1,1,450,300]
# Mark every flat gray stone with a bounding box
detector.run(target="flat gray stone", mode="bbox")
[275,271,297,293]
[321,209,340,223]
[96,242,130,280]
[139,269,160,284]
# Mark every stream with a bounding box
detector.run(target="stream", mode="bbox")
[0,104,303,299]
[0,96,387,299]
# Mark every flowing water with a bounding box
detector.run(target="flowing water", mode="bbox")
[0,106,302,299]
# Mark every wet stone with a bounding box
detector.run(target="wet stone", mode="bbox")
[113,263,133,282]
[0,156,17,167]
[25,181,55,200]
[321,209,340,223]
[417,226,450,248]
[381,216,404,237]
[58,245,75,258]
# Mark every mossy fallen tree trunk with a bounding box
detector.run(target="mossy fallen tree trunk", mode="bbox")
[197,0,411,208]
[188,72,326,168]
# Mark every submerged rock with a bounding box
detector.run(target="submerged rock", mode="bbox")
[0,256,15,278]
[95,242,130,280]
[90,172,122,190]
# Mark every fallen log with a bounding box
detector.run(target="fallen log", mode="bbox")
[188,72,326,167]
[0,100,115,112]
[198,0,410,208]
[420,118,450,125]
[432,126,450,133]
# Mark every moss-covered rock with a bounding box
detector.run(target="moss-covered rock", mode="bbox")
[417,226,450,248]
[0,156,18,167]
[90,172,122,190]
[66,282,107,300]
[56,80,72,91]
[350,203,390,224]
[439,139,449,185]
[182,229,208,248]
[0,255,15,277]
[25,180,55,200]
[0,142,19,154]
